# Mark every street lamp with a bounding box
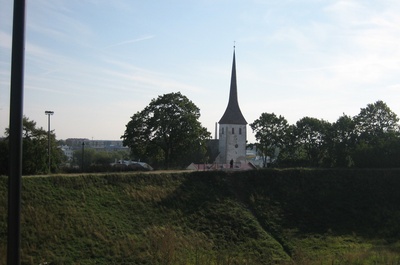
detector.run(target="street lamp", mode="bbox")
[45,111,54,173]
[81,142,85,172]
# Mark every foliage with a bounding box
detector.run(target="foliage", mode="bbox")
[330,114,357,167]
[250,113,289,167]
[293,117,332,167]
[121,92,211,169]
[0,116,65,175]
[354,100,400,143]
[62,148,135,173]
[352,135,400,168]
[72,148,110,169]
[276,125,307,167]
[350,101,400,167]
[253,101,400,168]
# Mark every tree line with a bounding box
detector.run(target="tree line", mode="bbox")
[1,94,399,175]
[251,100,400,168]
[122,93,400,169]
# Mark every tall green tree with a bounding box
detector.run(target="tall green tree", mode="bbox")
[354,100,400,144]
[294,117,332,167]
[330,114,356,167]
[121,92,211,169]
[250,113,289,167]
[1,116,64,175]
[352,101,400,167]
[277,124,305,167]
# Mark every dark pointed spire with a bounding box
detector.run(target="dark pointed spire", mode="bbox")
[219,48,247,125]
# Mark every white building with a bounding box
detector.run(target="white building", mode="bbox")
[60,145,74,161]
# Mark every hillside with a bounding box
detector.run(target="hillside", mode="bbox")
[1,169,400,264]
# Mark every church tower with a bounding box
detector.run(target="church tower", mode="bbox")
[218,48,247,165]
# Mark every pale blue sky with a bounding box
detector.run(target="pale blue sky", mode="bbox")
[1,0,400,143]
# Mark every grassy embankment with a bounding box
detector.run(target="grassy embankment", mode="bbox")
[1,169,400,264]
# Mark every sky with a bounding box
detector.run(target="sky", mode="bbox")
[1,0,400,143]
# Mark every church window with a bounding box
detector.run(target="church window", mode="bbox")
[222,128,224,134]
[239,128,242,135]
[232,128,235,134]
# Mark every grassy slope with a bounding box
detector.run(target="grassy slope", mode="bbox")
[1,169,400,264]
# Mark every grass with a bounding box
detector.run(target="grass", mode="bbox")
[1,169,400,264]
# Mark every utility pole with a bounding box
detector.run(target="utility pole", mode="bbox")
[8,0,26,264]
[45,111,54,173]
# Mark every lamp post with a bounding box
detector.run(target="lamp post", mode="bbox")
[45,111,54,173]
[81,142,85,172]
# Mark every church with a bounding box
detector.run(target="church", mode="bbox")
[188,48,253,170]
[217,48,247,166]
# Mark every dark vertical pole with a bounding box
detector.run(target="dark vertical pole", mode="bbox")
[81,142,85,172]
[8,0,26,264]
[47,114,50,172]
[45,111,53,173]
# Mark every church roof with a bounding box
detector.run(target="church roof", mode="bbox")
[219,49,247,125]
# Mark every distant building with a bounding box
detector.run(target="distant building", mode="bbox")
[60,145,74,161]
[65,138,128,151]
[65,138,89,149]
[87,140,127,151]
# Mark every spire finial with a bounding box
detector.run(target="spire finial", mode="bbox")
[234,41,236,50]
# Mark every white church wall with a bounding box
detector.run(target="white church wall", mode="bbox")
[218,124,247,164]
